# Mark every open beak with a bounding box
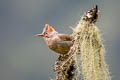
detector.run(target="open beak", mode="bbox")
[35,34,44,37]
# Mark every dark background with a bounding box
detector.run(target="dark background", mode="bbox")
[0,0,120,80]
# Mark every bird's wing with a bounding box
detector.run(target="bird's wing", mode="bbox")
[58,34,73,41]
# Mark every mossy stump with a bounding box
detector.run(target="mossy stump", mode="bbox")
[53,5,111,80]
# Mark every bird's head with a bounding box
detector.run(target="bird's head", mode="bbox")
[35,24,57,38]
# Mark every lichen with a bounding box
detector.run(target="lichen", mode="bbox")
[53,5,111,80]
[72,20,111,80]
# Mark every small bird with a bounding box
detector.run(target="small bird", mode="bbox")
[35,24,73,55]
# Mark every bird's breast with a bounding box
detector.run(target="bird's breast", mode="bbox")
[45,37,72,55]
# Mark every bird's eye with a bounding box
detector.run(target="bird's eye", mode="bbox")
[45,32,48,35]
[44,32,49,38]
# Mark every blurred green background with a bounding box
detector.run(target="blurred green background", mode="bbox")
[0,0,120,80]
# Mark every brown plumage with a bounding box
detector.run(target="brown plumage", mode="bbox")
[35,24,73,55]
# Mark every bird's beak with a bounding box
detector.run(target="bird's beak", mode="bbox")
[35,34,44,37]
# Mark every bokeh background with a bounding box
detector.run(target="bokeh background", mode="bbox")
[0,0,120,80]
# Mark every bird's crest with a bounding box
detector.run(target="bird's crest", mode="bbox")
[45,24,55,32]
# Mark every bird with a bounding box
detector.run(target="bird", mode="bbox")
[35,24,73,55]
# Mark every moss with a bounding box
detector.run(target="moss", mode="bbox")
[53,5,111,80]
[72,20,111,80]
